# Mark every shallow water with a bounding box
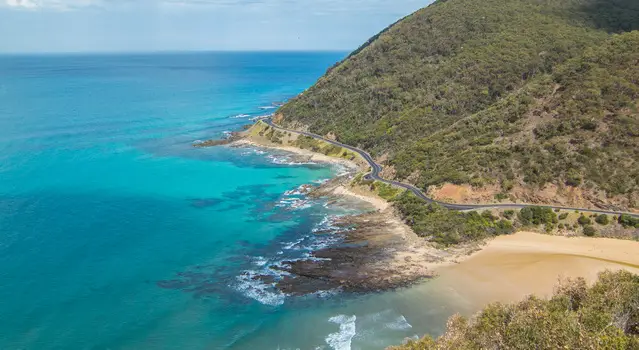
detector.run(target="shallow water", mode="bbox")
[0,52,464,349]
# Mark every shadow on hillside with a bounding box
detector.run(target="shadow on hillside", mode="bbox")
[575,0,639,33]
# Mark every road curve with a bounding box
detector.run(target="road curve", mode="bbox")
[263,119,639,218]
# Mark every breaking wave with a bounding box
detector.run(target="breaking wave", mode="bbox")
[326,315,357,350]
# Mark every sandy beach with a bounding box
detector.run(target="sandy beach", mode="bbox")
[424,231,639,311]
[232,138,366,170]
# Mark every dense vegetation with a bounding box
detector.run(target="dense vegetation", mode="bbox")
[393,192,516,245]
[279,0,639,208]
[391,191,635,245]
[390,270,639,349]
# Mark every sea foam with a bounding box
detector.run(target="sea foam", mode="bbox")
[234,270,285,307]
[326,315,357,350]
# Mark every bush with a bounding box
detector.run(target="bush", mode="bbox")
[518,206,558,226]
[495,220,514,235]
[502,210,515,219]
[595,214,609,225]
[578,215,592,226]
[565,169,583,187]
[482,210,497,221]
[495,193,508,201]
[583,225,596,236]
[393,192,514,245]
[618,214,639,228]
[501,179,514,191]
[559,213,569,220]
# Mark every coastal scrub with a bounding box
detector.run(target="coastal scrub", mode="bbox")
[389,270,639,349]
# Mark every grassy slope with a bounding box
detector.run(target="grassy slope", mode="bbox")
[279,0,639,209]
[244,120,362,162]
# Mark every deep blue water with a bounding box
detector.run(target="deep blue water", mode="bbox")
[0,53,459,350]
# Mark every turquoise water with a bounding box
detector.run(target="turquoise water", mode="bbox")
[0,53,464,349]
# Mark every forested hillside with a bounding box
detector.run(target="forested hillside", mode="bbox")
[278,0,639,210]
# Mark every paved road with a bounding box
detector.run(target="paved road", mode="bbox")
[263,119,639,218]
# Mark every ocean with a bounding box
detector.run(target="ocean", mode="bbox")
[0,52,465,349]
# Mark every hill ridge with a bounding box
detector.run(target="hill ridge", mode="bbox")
[278,0,639,211]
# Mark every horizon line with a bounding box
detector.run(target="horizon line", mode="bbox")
[0,49,351,56]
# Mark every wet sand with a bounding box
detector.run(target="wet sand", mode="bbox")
[425,231,639,310]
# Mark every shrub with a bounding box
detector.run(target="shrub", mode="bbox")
[559,213,568,220]
[501,179,514,191]
[495,193,508,201]
[482,210,497,221]
[595,214,609,225]
[502,210,515,219]
[578,215,592,226]
[565,169,583,187]
[583,225,596,236]
[618,214,639,228]
[495,220,514,235]
[518,206,558,226]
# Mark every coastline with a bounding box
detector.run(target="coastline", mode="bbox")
[231,137,390,212]
[202,125,639,298]
[232,139,364,172]
[229,136,461,294]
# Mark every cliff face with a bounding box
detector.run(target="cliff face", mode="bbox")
[278,0,639,210]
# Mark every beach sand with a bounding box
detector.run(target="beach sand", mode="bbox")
[232,139,366,171]
[423,231,639,311]
[329,184,390,211]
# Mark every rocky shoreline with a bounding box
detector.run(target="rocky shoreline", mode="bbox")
[266,210,435,295]
[195,130,477,296]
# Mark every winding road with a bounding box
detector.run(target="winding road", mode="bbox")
[263,119,639,218]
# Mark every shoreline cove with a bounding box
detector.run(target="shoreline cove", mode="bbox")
[217,130,639,300]
[423,231,639,313]
[223,136,487,295]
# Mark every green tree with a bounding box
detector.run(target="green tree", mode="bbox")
[595,214,609,225]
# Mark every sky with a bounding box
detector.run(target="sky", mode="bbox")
[0,0,430,53]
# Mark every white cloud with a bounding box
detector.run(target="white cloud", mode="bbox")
[4,0,104,10]
[6,0,38,8]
